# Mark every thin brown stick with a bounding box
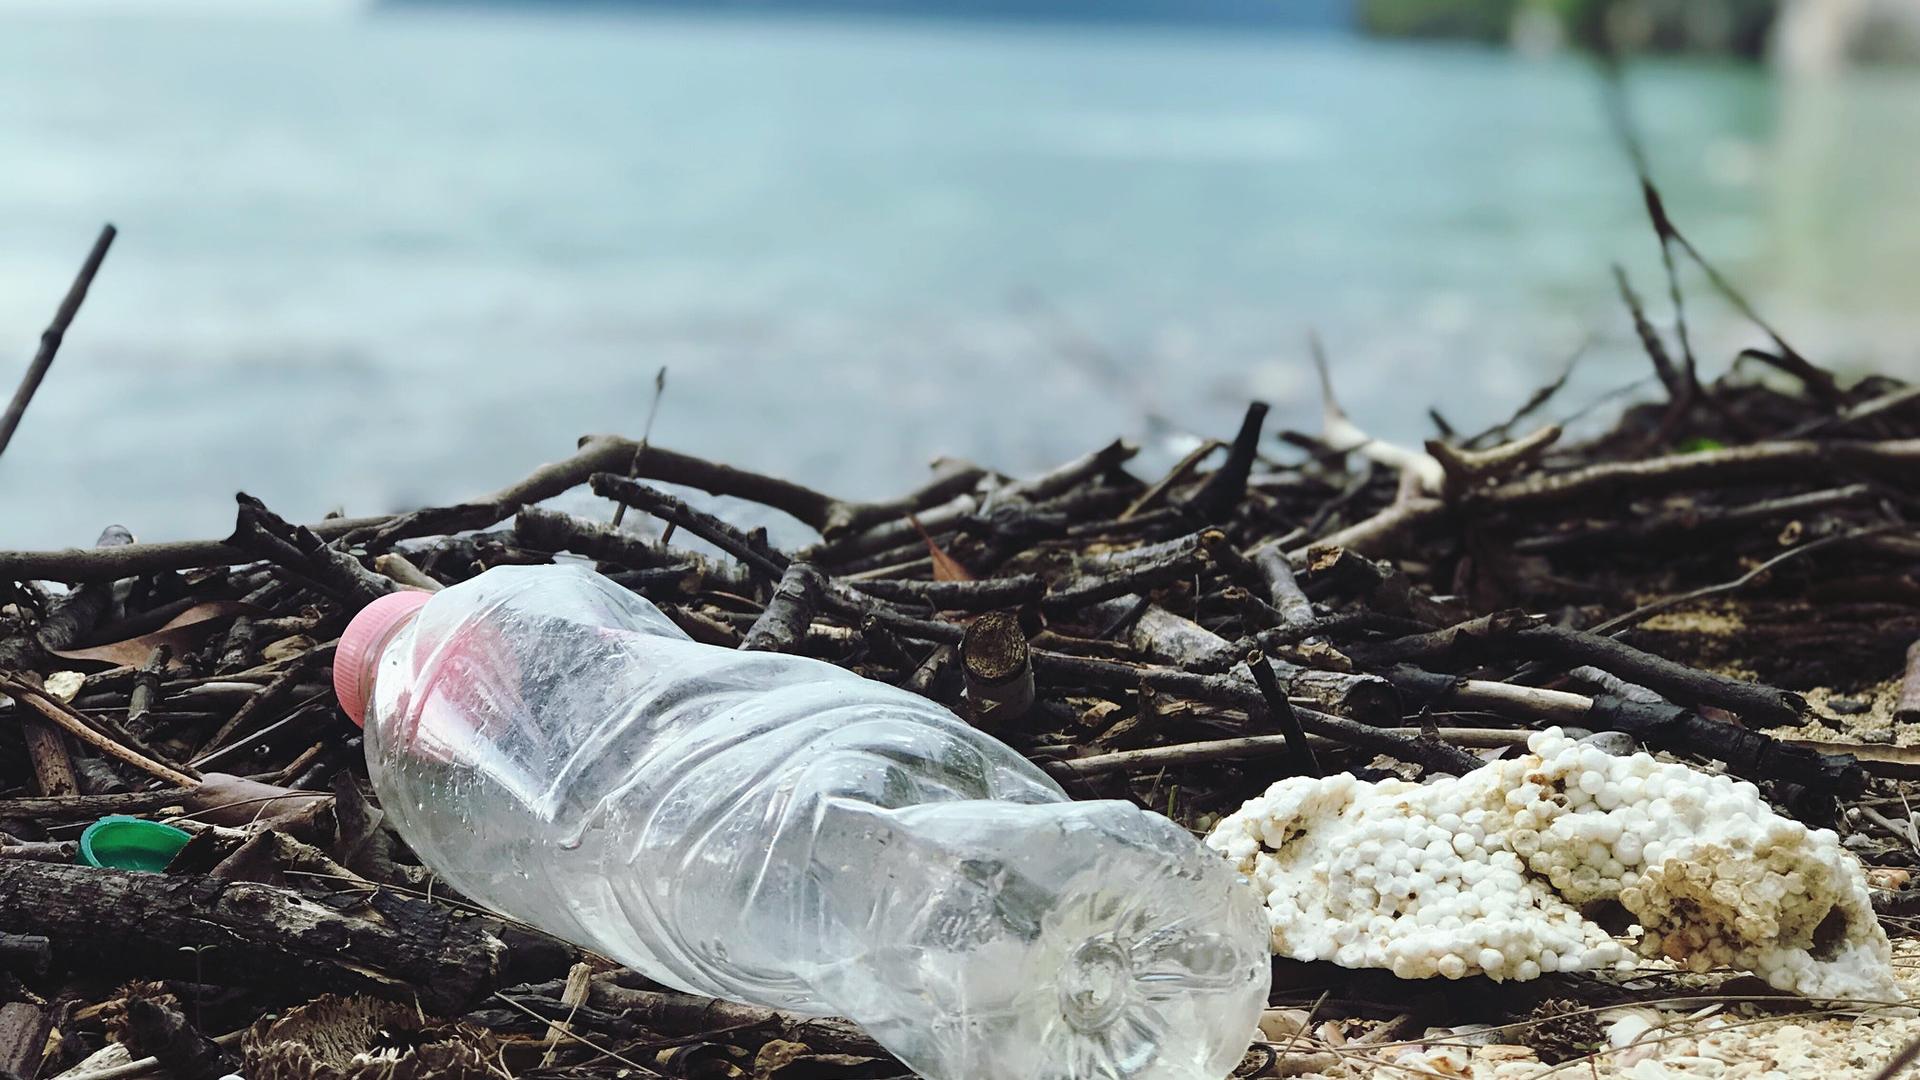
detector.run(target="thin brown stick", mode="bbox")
[609,365,668,529]
[1048,728,1529,779]
[1119,438,1221,520]
[0,224,116,460]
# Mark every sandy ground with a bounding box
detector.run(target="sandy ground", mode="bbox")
[1252,933,1920,1078]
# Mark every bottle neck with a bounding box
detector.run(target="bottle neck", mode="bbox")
[353,609,418,726]
[334,588,433,726]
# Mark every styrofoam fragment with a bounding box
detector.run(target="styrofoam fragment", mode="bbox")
[1206,728,1897,999]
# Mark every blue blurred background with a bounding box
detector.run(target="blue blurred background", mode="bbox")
[3,0,1918,548]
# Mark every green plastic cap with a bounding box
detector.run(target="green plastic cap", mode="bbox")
[78,815,192,872]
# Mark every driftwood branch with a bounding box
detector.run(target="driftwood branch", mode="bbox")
[514,507,752,593]
[1042,529,1223,615]
[0,860,505,1012]
[741,563,827,653]
[229,495,397,613]
[588,474,790,580]
[1353,615,1806,728]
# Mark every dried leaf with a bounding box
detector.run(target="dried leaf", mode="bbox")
[908,515,973,582]
[260,635,317,664]
[47,602,253,667]
[44,671,86,702]
[752,1040,893,1080]
[330,772,404,882]
[183,774,333,837]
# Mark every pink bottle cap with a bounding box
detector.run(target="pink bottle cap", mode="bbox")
[334,589,434,727]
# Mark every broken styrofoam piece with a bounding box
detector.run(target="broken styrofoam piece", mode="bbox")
[1206,728,1898,1000]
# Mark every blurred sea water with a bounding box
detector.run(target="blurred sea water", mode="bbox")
[2,7,1918,548]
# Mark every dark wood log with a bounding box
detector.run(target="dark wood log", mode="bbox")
[804,439,1137,565]
[0,789,191,823]
[1513,483,1876,552]
[120,997,234,1080]
[17,715,77,799]
[0,933,51,976]
[0,861,505,1013]
[1049,726,1534,779]
[125,645,171,743]
[1471,438,1920,511]
[1249,539,1316,633]
[961,612,1033,728]
[1518,625,1805,728]
[1898,638,1920,726]
[0,1001,50,1080]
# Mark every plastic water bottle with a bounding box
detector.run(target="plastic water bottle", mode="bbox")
[332,563,1268,1080]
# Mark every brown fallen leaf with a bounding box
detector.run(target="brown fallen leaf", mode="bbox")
[176,773,334,839]
[752,1039,894,1080]
[47,601,254,667]
[908,514,973,582]
[260,635,318,664]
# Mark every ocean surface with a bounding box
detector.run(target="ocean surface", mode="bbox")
[3,7,1919,550]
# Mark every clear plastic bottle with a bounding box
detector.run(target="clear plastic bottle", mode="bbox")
[333,563,1268,1080]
